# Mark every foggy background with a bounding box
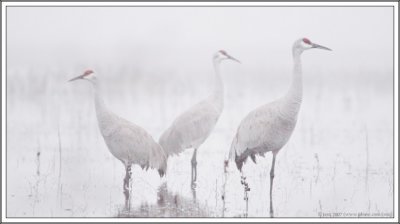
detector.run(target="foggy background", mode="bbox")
[6,6,393,217]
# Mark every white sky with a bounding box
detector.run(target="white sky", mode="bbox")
[6,6,394,76]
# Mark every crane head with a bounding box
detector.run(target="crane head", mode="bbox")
[68,69,97,82]
[214,50,241,63]
[293,38,332,55]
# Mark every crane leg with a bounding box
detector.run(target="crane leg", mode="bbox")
[269,151,277,218]
[191,180,197,201]
[240,171,249,218]
[191,148,198,182]
[123,164,132,210]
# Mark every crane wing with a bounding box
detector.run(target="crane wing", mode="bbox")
[102,116,167,175]
[229,101,290,170]
[159,100,220,156]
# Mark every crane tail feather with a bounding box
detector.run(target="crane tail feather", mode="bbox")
[235,152,245,172]
[158,168,166,177]
[250,154,257,164]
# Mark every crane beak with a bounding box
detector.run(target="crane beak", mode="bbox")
[227,54,241,63]
[68,74,85,82]
[312,43,332,51]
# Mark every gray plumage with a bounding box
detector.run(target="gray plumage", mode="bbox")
[95,88,167,175]
[159,50,240,181]
[229,38,331,170]
[159,96,222,156]
[69,70,167,208]
[228,38,331,217]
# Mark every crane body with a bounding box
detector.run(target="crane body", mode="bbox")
[229,38,331,217]
[159,50,240,183]
[69,70,167,209]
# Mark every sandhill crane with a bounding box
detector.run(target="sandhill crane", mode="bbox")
[228,38,331,217]
[159,50,240,184]
[69,70,167,209]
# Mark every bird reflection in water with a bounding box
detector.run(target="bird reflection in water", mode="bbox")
[117,183,210,217]
[191,180,197,201]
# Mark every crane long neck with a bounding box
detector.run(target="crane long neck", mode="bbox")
[282,51,303,116]
[211,59,224,112]
[93,82,111,124]
[290,52,303,98]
